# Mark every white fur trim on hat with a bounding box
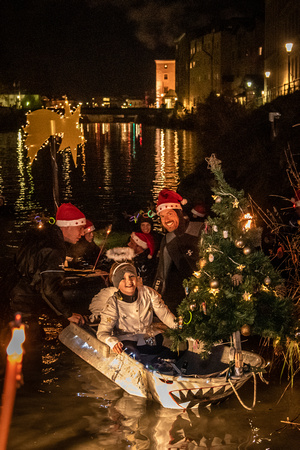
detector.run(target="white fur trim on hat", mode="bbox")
[56,217,86,227]
[156,202,182,214]
[106,247,135,262]
[131,232,148,249]
[191,207,205,217]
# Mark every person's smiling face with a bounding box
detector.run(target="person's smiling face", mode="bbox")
[118,272,137,296]
[140,222,151,234]
[160,209,179,232]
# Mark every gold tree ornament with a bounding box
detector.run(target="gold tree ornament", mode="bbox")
[212,195,222,203]
[241,324,251,336]
[24,100,85,166]
[235,239,245,249]
[242,291,252,301]
[210,279,219,289]
[208,253,214,262]
[199,258,207,269]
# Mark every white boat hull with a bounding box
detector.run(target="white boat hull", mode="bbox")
[59,323,265,409]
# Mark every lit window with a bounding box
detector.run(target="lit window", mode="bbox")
[259,46,262,56]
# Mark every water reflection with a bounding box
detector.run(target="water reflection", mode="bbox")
[0,124,202,234]
[61,151,73,201]
[153,129,180,200]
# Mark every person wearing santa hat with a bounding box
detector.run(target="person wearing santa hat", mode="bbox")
[103,231,158,287]
[10,203,87,328]
[191,203,207,220]
[137,212,162,256]
[128,231,157,286]
[153,189,205,314]
[66,219,100,268]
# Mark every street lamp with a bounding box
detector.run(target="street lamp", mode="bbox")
[264,71,270,103]
[285,43,293,93]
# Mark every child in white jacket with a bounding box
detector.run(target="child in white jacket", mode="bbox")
[97,261,176,356]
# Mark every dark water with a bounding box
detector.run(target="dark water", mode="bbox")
[0,124,300,449]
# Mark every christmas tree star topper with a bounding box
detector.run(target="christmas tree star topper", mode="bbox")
[205,153,222,170]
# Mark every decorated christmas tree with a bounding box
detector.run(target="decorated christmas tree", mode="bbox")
[168,154,295,356]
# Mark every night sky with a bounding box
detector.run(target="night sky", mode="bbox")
[0,0,263,100]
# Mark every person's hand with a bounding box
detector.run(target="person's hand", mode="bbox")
[112,342,123,354]
[68,313,85,326]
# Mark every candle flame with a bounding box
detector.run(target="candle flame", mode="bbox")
[7,325,25,363]
[106,224,112,235]
[243,213,253,231]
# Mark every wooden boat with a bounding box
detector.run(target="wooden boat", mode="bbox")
[59,322,265,409]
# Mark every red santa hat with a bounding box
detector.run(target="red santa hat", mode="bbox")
[84,219,95,234]
[56,203,86,227]
[131,232,155,258]
[156,189,187,214]
[291,189,300,208]
[191,204,206,218]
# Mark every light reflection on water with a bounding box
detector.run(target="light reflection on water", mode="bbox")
[0,123,202,246]
[1,124,300,449]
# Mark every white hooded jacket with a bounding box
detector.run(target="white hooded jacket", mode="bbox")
[97,285,176,349]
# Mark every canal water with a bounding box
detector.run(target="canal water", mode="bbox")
[0,123,299,449]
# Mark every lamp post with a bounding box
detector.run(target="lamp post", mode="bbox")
[285,43,293,93]
[265,71,270,103]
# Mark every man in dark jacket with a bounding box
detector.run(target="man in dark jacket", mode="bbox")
[153,189,205,314]
[10,203,86,325]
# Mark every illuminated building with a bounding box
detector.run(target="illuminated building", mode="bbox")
[265,0,300,100]
[155,60,176,108]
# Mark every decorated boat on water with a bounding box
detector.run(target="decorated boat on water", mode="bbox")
[59,322,265,410]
